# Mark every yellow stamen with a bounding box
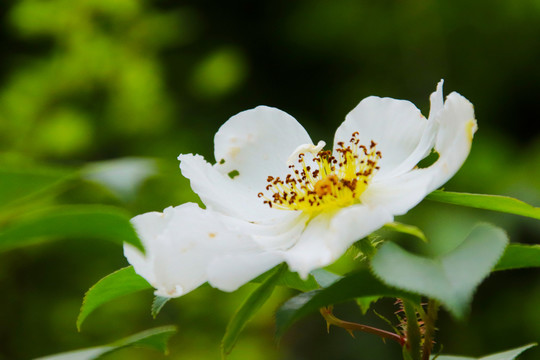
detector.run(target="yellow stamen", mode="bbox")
[261,132,382,216]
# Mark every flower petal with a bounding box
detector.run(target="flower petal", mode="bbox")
[428,91,477,191]
[221,210,308,251]
[362,90,476,214]
[283,205,392,278]
[179,153,283,222]
[214,106,313,191]
[428,79,445,120]
[362,169,433,215]
[377,80,444,179]
[124,210,168,287]
[207,252,284,292]
[334,96,429,179]
[329,204,393,252]
[282,214,334,278]
[124,203,268,298]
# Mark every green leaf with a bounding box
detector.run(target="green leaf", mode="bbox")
[0,166,73,210]
[152,296,170,319]
[251,267,339,292]
[0,205,144,253]
[35,325,177,360]
[353,237,379,259]
[275,268,420,339]
[426,190,540,220]
[383,222,428,242]
[274,269,320,292]
[310,268,342,288]
[494,244,540,271]
[252,268,319,292]
[356,296,380,315]
[433,343,536,360]
[82,158,158,201]
[78,266,152,330]
[371,224,508,319]
[221,264,286,358]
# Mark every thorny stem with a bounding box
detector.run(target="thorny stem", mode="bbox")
[403,300,422,360]
[421,299,440,360]
[319,306,405,346]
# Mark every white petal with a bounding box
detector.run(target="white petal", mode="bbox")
[213,106,313,191]
[207,252,284,292]
[287,141,326,165]
[380,81,444,178]
[362,169,433,215]
[428,92,477,192]
[334,96,429,179]
[428,79,445,120]
[124,209,170,287]
[283,214,335,278]
[222,210,308,251]
[362,90,476,215]
[124,203,267,298]
[283,205,391,278]
[179,153,283,222]
[328,204,393,253]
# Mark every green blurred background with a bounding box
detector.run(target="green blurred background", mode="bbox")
[0,0,539,359]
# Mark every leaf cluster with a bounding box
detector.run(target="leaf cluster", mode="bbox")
[1,161,539,359]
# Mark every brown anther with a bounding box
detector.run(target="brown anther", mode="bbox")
[257,192,264,198]
[360,145,368,154]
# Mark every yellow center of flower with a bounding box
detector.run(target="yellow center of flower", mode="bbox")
[259,132,382,215]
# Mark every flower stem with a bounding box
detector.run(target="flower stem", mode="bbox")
[319,306,405,345]
[403,300,421,360]
[421,299,439,360]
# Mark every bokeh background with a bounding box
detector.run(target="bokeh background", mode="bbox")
[0,0,539,359]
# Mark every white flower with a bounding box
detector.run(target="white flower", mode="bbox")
[125,80,477,297]
[124,203,282,297]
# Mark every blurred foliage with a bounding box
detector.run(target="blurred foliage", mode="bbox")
[0,0,539,359]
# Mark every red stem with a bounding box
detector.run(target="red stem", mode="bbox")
[320,307,406,346]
